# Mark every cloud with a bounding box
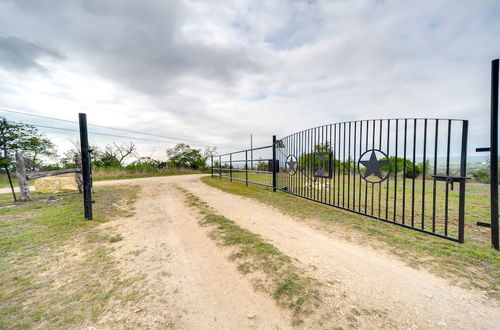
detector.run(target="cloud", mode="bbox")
[0,0,499,158]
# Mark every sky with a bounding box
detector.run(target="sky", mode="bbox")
[0,0,499,161]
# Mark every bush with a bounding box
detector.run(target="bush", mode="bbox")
[472,168,490,183]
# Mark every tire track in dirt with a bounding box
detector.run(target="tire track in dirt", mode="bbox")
[96,177,292,329]
[173,175,500,329]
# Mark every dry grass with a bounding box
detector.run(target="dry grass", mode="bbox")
[0,185,141,329]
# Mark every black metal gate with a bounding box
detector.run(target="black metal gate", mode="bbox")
[212,118,469,242]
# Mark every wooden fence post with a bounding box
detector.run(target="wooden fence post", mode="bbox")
[15,152,31,201]
[74,154,83,193]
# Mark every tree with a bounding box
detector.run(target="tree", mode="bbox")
[0,117,56,170]
[203,146,217,161]
[166,143,206,169]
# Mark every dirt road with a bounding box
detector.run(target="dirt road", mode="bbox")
[95,174,499,329]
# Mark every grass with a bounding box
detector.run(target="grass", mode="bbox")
[203,176,500,299]
[181,187,321,323]
[0,168,206,189]
[0,184,140,329]
[92,167,206,182]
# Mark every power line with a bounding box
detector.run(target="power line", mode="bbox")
[0,31,65,59]
[0,107,244,148]
[9,120,221,149]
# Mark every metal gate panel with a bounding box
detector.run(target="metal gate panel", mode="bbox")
[275,118,468,242]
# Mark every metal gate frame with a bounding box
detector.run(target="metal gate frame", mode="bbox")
[212,118,469,243]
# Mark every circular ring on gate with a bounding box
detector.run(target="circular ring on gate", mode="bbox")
[285,154,298,176]
[358,149,391,183]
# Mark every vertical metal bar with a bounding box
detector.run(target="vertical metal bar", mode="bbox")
[432,120,439,232]
[250,134,253,170]
[342,122,346,207]
[347,122,351,208]
[230,153,233,182]
[353,121,357,210]
[338,124,341,204]
[394,119,398,222]
[308,129,311,199]
[402,119,407,224]
[421,119,428,229]
[322,125,326,202]
[444,119,452,236]
[411,119,417,227]
[371,120,375,215]
[211,155,214,178]
[490,58,499,250]
[365,120,369,214]
[359,120,363,212]
[458,120,468,243]
[219,155,222,179]
[378,120,383,218]
[272,135,277,192]
[385,119,391,219]
[78,113,92,220]
[329,124,333,205]
[245,150,248,186]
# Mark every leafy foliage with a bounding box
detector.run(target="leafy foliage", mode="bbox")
[0,117,56,170]
[166,143,207,169]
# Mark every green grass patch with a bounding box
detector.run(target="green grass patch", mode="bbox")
[92,167,206,182]
[0,184,140,329]
[202,176,500,299]
[182,188,321,322]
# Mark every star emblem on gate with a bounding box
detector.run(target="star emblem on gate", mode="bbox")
[285,155,298,176]
[358,149,390,183]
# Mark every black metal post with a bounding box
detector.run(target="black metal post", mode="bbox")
[272,135,277,192]
[79,113,93,220]
[211,155,213,178]
[491,59,499,250]
[458,120,468,243]
[229,153,233,182]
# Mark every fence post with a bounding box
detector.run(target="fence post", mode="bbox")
[272,135,277,192]
[3,165,17,202]
[15,152,30,201]
[245,150,248,186]
[211,155,213,178]
[229,153,233,182]
[490,59,499,250]
[458,120,468,243]
[219,155,222,179]
[79,113,93,220]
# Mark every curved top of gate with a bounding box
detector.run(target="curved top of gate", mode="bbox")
[278,117,467,140]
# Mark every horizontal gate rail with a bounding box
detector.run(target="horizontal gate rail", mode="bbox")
[211,143,275,189]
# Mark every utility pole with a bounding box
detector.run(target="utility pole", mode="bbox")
[250,134,253,170]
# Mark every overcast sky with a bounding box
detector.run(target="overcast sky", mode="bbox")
[0,0,499,160]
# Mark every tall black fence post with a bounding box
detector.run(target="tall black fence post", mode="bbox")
[490,59,499,250]
[458,120,468,243]
[79,113,93,220]
[272,135,277,192]
[211,155,214,178]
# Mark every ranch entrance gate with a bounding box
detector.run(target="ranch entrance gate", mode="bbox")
[211,59,500,249]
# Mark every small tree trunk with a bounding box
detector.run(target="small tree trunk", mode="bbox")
[74,154,83,193]
[15,152,31,201]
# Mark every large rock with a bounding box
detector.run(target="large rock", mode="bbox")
[34,175,78,193]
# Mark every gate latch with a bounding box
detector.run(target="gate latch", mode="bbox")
[432,175,470,191]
